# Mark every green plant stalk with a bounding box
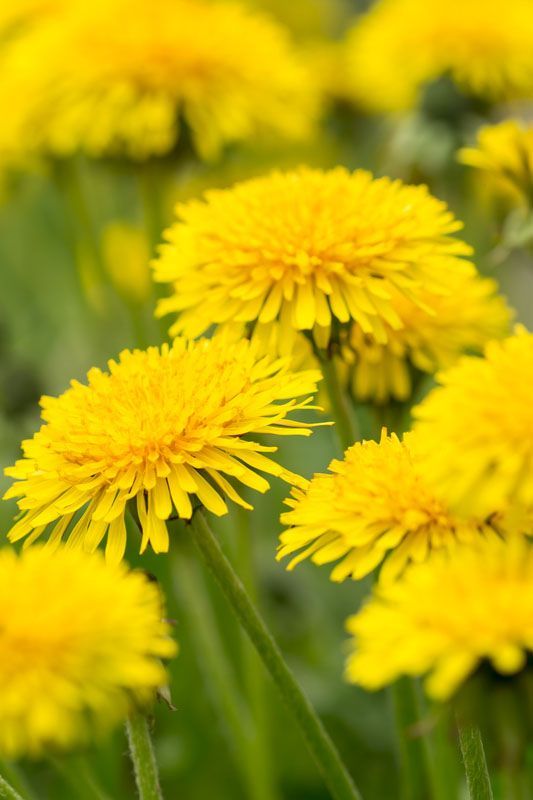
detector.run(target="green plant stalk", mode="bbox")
[49,755,112,800]
[189,510,363,800]
[171,546,275,800]
[0,774,24,800]
[137,160,167,257]
[125,713,164,800]
[53,157,108,308]
[233,505,279,800]
[456,717,494,800]
[0,763,34,800]
[390,678,440,800]
[319,356,359,452]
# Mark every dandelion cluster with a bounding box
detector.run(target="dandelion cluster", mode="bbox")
[154,166,474,347]
[278,430,491,584]
[0,0,318,163]
[345,0,533,113]
[345,535,533,700]
[0,545,175,758]
[4,334,319,560]
[1,0,532,789]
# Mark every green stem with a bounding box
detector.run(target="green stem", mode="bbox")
[233,506,278,800]
[390,678,438,800]
[137,160,167,256]
[126,713,163,800]
[49,755,111,800]
[456,717,494,800]
[319,356,359,452]
[171,546,272,800]
[53,157,107,308]
[189,510,363,800]
[0,763,34,800]
[0,775,24,800]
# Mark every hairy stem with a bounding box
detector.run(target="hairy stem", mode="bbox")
[456,717,494,800]
[126,713,163,800]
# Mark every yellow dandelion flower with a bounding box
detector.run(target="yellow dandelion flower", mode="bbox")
[459,119,533,204]
[0,0,318,162]
[0,545,176,758]
[278,429,491,584]
[345,535,533,700]
[154,166,474,347]
[339,272,511,404]
[413,327,533,519]
[345,0,533,114]
[4,334,320,561]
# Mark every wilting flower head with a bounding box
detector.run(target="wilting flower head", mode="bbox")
[413,327,533,519]
[0,0,318,162]
[154,166,473,347]
[459,119,533,205]
[4,334,320,560]
[278,430,491,584]
[339,272,511,404]
[0,545,175,758]
[345,0,533,113]
[345,535,533,700]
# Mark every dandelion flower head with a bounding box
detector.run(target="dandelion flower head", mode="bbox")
[0,545,176,758]
[459,119,533,205]
[346,534,533,700]
[0,0,318,162]
[345,0,533,113]
[339,271,511,404]
[278,429,491,584]
[413,327,533,519]
[154,166,474,348]
[4,334,320,560]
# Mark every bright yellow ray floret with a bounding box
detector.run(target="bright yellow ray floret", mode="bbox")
[4,334,321,561]
[338,271,511,404]
[278,430,493,584]
[154,166,474,347]
[345,0,533,113]
[346,535,533,700]
[0,0,318,163]
[0,545,176,758]
[459,119,533,205]
[413,327,533,519]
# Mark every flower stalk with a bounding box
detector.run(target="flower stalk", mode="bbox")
[0,774,25,800]
[171,544,276,800]
[189,509,363,800]
[126,713,164,800]
[318,354,359,452]
[456,716,494,800]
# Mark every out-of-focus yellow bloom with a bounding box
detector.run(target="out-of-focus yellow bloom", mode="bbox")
[154,166,473,348]
[345,0,533,113]
[0,0,318,163]
[0,545,176,758]
[339,273,511,404]
[459,119,533,204]
[413,327,533,519]
[301,39,354,107]
[278,430,492,584]
[102,222,151,305]
[252,0,348,41]
[346,535,533,700]
[4,334,320,560]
